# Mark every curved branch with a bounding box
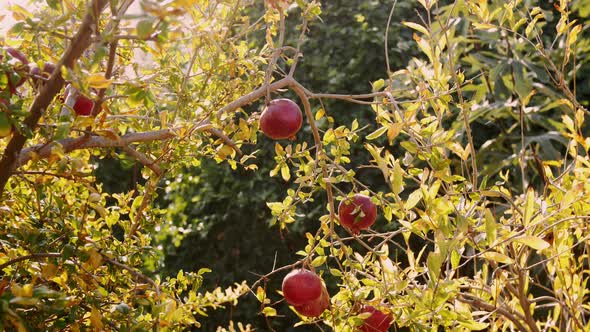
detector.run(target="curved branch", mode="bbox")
[215,77,293,118]
[17,129,178,167]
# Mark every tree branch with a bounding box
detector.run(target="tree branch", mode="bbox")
[17,129,177,167]
[120,145,162,176]
[459,293,528,332]
[101,254,160,297]
[0,253,62,271]
[0,0,110,199]
[215,77,293,118]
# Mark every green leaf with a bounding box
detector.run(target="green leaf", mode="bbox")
[136,20,154,39]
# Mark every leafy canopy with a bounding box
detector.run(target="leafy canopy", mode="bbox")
[0,0,589,331]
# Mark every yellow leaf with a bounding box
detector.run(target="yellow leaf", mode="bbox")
[523,186,535,226]
[11,283,33,297]
[387,123,402,143]
[402,21,429,35]
[315,108,325,120]
[366,126,388,140]
[482,251,514,264]
[472,22,496,30]
[160,110,168,128]
[255,287,266,303]
[86,74,112,89]
[280,164,290,181]
[484,208,497,245]
[404,189,423,210]
[514,236,550,250]
[42,263,58,279]
[216,144,234,160]
[87,248,103,270]
[261,306,277,317]
[567,24,582,47]
[311,255,327,267]
[10,4,32,20]
[90,307,104,330]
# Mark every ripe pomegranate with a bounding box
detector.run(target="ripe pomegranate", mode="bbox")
[260,98,302,140]
[359,305,393,332]
[73,95,95,116]
[338,194,377,234]
[294,284,329,317]
[282,269,323,306]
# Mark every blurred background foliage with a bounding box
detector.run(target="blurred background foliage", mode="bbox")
[93,0,590,330]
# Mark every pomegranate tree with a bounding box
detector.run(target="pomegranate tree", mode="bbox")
[338,194,377,234]
[260,98,302,140]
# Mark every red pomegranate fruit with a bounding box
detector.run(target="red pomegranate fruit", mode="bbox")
[338,194,377,234]
[294,284,329,317]
[73,95,94,116]
[260,98,303,140]
[282,269,323,306]
[359,305,393,332]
